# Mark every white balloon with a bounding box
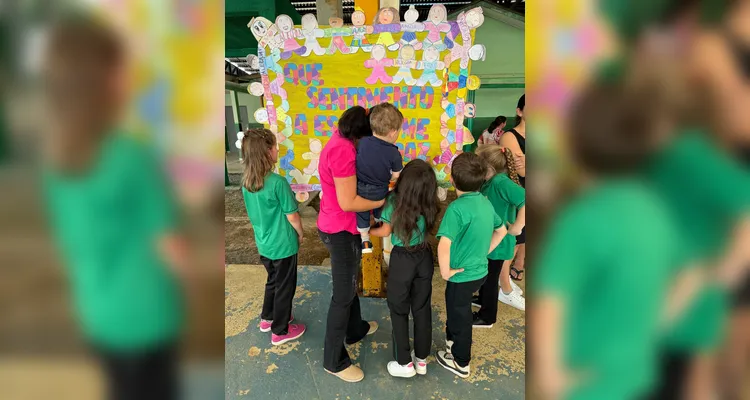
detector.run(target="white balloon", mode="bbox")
[235,139,242,149]
[236,132,244,140]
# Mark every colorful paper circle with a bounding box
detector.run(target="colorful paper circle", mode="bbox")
[248,82,264,96]
[467,75,481,90]
[254,108,269,123]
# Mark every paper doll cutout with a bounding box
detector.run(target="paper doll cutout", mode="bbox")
[422,4,451,51]
[300,14,326,56]
[415,47,445,87]
[372,7,401,51]
[392,45,417,85]
[400,6,424,50]
[248,17,283,52]
[364,44,394,85]
[276,15,306,59]
[325,17,351,55]
[446,8,485,68]
[302,138,322,175]
[349,7,372,53]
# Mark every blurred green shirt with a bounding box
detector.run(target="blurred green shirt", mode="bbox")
[380,196,426,248]
[44,133,184,351]
[241,173,299,260]
[647,129,750,351]
[481,173,525,260]
[437,192,503,283]
[535,179,678,400]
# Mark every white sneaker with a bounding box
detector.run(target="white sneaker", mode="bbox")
[498,289,525,311]
[499,280,523,295]
[411,351,427,375]
[445,340,454,353]
[511,280,523,295]
[387,361,416,378]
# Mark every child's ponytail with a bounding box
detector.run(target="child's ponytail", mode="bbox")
[475,145,520,186]
[242,128,277,192]
[503,148,520,186]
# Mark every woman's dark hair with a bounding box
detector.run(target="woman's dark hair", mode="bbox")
[488,116,507,133]
[514,94,525,127]
[390,159,439,250]
[338,106,373,141]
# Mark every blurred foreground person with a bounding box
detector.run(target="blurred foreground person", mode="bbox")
[41,14,185,400]
[688,6,750,397]
[532,82,679,400]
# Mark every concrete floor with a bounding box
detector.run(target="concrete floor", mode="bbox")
[225,264,526,400]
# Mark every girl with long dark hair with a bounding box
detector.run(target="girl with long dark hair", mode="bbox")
[371,159,439,378]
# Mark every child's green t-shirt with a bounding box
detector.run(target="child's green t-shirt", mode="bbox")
[647,129,750,351]
[44,133,184,351]
[535,179,678,400]
[481,173,526,260]
[437,192,503,283]
[380,197,426,248]
[242,173,299,260]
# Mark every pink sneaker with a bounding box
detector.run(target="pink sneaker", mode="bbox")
[259,313,294,333]
[271,324,306,346]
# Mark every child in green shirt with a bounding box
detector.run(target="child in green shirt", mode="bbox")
[370,159,439,378]
[240,128,306,346]
[42,16,185,399]
[435,152,507,378]
[474,145,527,322]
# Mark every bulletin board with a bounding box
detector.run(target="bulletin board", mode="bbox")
[243,5,487,201]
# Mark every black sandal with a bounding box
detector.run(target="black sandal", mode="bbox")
[510,267,524,281]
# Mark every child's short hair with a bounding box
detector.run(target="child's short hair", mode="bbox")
[451,152,487,192]
[369,102,404,136]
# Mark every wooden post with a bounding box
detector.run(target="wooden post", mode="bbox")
[354,0,379,22]
[361,235,385,298]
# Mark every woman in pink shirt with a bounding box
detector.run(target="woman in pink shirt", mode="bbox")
[317,106,385,383]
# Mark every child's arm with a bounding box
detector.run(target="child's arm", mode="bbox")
[488,226,508,254]
[508,205,526,236]
[489,211,507,253]
[286,212,304,244]
[370,221,392,237]
[438,236,463,280]
[390,170,401,181]
[532,295,574,400]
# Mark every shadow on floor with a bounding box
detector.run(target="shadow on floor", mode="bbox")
[225,265,525,400]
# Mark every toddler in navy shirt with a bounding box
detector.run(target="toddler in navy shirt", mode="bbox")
[357,103,404,252]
